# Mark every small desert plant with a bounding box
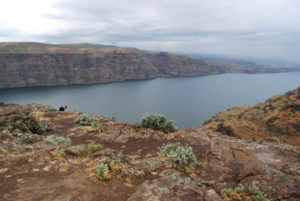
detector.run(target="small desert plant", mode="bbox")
[76,144,90,157]
[96,159,109,180]
[44,135,71,146]
[140,112,176,133]
[56,147,66,154]
[248,185,269,201]
[88,141,103,153]
[76,141,103,157]
[24,145,34,151]
[113,150,126,164]
[84,128,92,134]
[223,188,233,196]
[0,107,3,113]
[91,121,101,131]
[234,186,245,193]
[280,144,294,151]
[74,114,99,126]
[159,142,196,173]
[244,137,253,143]
[31,122,52,134]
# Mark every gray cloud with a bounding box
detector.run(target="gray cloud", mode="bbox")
[1,0,300,63]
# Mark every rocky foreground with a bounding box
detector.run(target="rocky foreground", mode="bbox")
[0,42,297,88]
[0,102,299,201]
[202,87,300,145]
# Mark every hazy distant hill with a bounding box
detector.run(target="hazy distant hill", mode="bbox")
[0,42,297,88]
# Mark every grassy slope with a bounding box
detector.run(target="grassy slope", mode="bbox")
[202,87,300,145]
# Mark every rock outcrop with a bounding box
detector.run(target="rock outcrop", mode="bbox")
[202,87,300,145]
[0,103,299,200]
[0,42,296,88]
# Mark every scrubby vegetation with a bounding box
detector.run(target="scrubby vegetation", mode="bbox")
[244,137,253,143]
[96,159,109,180]
[280,143,295,151]
[159,142,196,173]
[234,186,245,193]
[140,112,176,133]
[44,135,71,146]
[74,114,99,126]
[222,185,269,201]
[76,141,103,157]
[223,188,233,196]
[74,114,101,132]
[0,110,51,135]
[248,185,269,201]
[33,122,52,134]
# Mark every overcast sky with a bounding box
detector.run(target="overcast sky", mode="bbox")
[1,0,300,63]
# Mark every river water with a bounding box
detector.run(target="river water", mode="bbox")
[0,72,299,129]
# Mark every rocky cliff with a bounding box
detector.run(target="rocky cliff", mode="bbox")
[202,87,300,145]
[0,42,295,88]
[0,103,299,200]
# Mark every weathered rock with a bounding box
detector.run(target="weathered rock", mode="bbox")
[202,87,300,145]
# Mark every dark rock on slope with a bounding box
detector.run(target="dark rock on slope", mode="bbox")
[0,42,295,88]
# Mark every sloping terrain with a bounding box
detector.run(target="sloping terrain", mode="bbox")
[0,103,299,200]
[202,87,300,145]
[0,42,295,88]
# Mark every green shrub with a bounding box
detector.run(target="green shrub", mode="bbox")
[248,185,269,201]
[281,144,294,151]
[0,107,3,113]
[234,186,245,193]
[159,142,196,173]
[74,114,99,126]
[96,159,109,180]
[91,121,101,131]
[113,150,126,164]
[88,141,103,153]
[223,188,233,196]
[76,141,103,157]
[76,144,90,157]
[44,135,71,146]
[244,137,253,143]
[140,112,176,133]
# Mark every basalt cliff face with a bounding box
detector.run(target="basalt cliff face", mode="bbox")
[202,87,300,145]
[0,103,299,201]
[0,42,295,88]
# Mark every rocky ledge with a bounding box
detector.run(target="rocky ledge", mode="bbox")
[202,87,300,145]
[0,103,299,201]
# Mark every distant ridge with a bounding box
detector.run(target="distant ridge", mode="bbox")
[0,42,298,88]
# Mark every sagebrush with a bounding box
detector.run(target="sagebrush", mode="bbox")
[76,141,103,157]
[96,159,109,180]
[74,114,100,127]
[44,135,71,146]
[159,142,196,173]
[140,112,176,133]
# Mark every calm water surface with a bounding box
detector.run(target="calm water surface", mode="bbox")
[0,72,299,129]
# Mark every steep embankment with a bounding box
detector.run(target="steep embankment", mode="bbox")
[0,42,294,88]
[0,103,300,200]
[202,87,300,145]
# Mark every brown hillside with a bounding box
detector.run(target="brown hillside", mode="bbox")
[202,87,300,145]
[0,103,299,200]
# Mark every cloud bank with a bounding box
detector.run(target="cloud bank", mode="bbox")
[1,0,300,63]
